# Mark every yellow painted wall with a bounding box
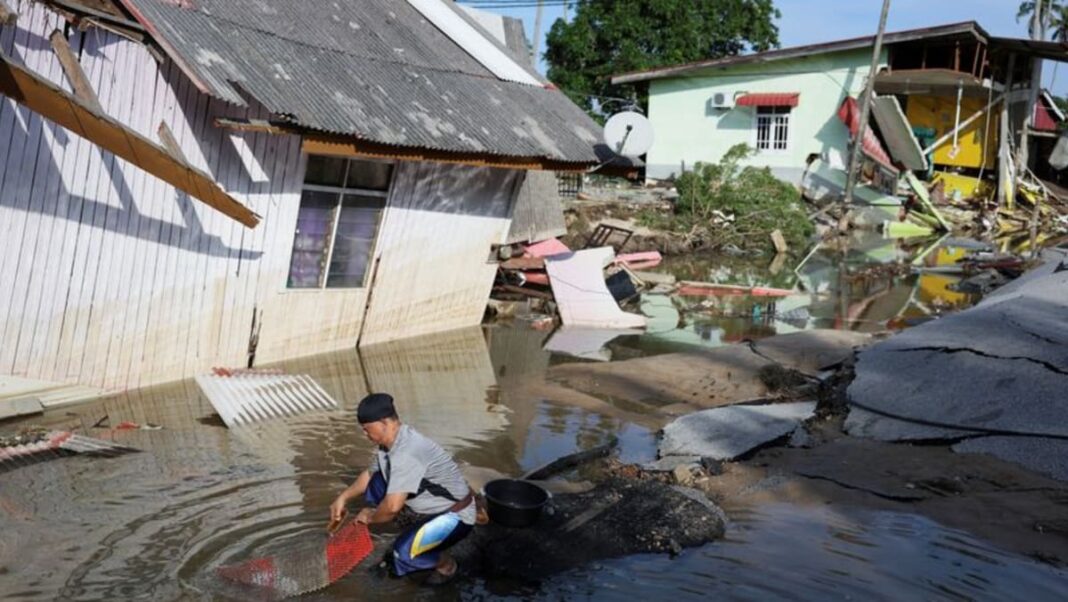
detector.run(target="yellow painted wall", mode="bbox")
[906,96,999,169]
[932,171,994,200]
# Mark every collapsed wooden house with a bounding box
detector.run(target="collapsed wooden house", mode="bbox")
[0,0,614,397]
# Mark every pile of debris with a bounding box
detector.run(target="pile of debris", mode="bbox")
[492,225,800,336]
[491,228,657,331]
[0,426,138,472]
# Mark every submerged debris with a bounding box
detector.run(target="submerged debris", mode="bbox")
[451,478,726,581]
[0,428,138,472]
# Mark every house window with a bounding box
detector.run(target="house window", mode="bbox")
[755,106,790,151]
[287,156,393,289]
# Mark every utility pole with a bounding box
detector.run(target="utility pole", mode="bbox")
[1017,0,1045,178]
[840,0,891,230]
[531,0,544,65]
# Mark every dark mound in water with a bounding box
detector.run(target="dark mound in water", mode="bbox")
[452,478,726,582]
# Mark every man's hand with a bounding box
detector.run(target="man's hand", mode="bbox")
[354,508,375,524]
[329,495,349,524]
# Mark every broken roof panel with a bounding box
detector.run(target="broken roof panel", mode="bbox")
[870,94,927,171]
[0,47,260,227]
[117,0,602,165]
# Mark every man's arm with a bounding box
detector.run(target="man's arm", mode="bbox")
[355,492,407,525]
[330,469,371,522]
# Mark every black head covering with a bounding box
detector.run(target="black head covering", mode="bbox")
[357,393,397,424]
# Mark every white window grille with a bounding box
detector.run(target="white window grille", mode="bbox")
[755,106,790,151]
[287,156,393,289]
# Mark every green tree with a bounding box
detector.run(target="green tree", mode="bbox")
[1049,4,1068,41]
[544,0,780,120]
[1016,1,1062,38]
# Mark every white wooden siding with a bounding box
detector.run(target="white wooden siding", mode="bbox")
[0,1,307,391]
[359,162,521,345]
[0,1,521,395]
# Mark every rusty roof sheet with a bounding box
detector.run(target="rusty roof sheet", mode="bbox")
[118,0,603,163]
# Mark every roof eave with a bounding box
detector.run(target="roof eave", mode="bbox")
[613,21,986,84]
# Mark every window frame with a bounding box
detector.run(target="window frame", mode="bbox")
[753,105,791,153]
[286,155,394,291]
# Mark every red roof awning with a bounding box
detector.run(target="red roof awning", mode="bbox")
[735,92,799,107]
[1034,101,1059,131]
[837,96,895,169]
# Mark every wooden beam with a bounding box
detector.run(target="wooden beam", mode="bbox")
[214,117,292,135]
[48,29,101,111]
[978,44,988,80]
[496,284,553,300]
[500,257,546,270]
[1026,127,1058,138]
[219,119,600,175]
[0,0,16,25]
[0,48,260,228]
[157,121,186,161]
[302,135,592,173]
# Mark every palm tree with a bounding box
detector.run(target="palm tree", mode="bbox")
[1049,4,1068,41]
[1017,1,1061,38]
[1045,4,1068,89]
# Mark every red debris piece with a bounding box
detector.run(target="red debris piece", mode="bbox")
[215,520,374,595]
[326,521,374,583]
[216,556,278,588]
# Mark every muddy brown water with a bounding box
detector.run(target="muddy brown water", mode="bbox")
[3,237,1065,600]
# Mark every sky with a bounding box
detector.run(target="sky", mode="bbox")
[456,0,1068,96]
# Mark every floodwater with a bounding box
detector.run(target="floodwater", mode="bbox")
[3,235,1064,600]
[567,232,984,362]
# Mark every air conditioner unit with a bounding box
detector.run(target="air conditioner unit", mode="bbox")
[708,91,734,109]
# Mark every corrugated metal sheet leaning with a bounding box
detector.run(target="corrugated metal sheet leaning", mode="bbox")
[195,369,340,428]
[118,0,603,165]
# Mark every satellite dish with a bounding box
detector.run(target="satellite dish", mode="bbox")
[604,111,654,158]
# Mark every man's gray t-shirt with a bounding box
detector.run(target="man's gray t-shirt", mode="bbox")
[371,424,475,525]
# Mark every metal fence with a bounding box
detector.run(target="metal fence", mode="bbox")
[557,172,583,198]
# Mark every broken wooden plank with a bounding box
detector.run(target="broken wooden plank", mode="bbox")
[676,281,794,298]
[770,229,789,254]
[157,120,186,162]
[903,172,951,232]
[0,48,260,228]
[500,256,546,270]
[214,116,293,135]
[48,29,102,111]
[497,284,553,300]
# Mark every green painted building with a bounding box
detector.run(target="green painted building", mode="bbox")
[611,22,1004,185]
[640,49,881,184]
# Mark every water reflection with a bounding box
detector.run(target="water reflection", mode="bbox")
[0,326,636,601]
[2,320,1065,600]
[544,232,986,361]
[504,503,1068,601]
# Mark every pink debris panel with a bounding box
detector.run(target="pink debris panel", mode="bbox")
[523,238,571,258]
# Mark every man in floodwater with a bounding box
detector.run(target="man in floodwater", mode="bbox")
[330,393,475,585]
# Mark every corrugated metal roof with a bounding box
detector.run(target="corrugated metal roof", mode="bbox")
[735,93,799,107]
[118,0,602,163]
[870,94,927,171]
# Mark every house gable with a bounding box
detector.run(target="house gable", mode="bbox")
[644,47,881,182]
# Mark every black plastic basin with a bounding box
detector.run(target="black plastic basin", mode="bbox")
[483,479,549,528]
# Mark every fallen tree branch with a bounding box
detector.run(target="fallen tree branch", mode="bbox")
[522,437,619,480]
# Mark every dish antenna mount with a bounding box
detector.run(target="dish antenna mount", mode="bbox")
[603,110,654,158]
